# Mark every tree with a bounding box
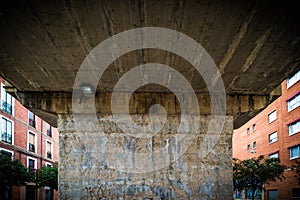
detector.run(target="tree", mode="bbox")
[0,154,35,198]
[233,155,285,200]
[291,159,300,184]
[37,164,58,190]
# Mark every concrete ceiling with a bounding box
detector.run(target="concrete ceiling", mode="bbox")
[0,0,299,95]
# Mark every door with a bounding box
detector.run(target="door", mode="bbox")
[268,190,278,200]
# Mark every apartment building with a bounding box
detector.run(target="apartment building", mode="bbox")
[233,70,300,200]
[0,77,59,200]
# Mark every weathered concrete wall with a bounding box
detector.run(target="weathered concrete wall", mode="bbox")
[58,114,233,199]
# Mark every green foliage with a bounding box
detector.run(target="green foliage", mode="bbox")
[37,164,58,190]
[0,154,34,187]
[233,155,285,200]
[291,159,300,183]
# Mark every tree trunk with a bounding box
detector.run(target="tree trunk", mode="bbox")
[252,188,255,200]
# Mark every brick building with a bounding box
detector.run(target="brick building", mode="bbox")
[233,70,300,200]
[0,77,59,200]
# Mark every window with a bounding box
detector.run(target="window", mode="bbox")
[268,190,278,200]
[253,124,256,131]
[46,141,52,159]
[269,132,278,144]
[1,83,13,115]
[253,141,257,149]
[0,148,13,159]
[247,128,250,134]
[26,185,36,200]
[247,144,250,151]
[28,111,35,128]
[288,93,300,112]
[28,132,36,153]
[290,145,300,159]
[269,152,279,159]
[1,116,13,144]
[289,120,300,136]
[46,123,52,137]
[27,157,37,169]
[45,188,53,200]
[45,162,52,167]
[292,188,300,198]
[268,110,277,123]
[287,70,300,88]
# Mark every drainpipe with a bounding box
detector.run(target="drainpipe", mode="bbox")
[40,121,43,200]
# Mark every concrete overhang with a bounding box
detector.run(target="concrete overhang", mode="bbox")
[0,0,299,128]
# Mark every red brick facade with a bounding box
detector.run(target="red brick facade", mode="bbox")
[233,71,300,200]
[0,78,59,200]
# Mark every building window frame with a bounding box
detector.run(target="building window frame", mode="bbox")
[269,132,278,144]
[247,144,250,151]
[46,140,53,159]
[287,93,300,112]
[269,152,279,159]
[287,70,300,88]
[253,141,257,149]
[290,145,300,160]
[268,110,277,123]
[1,115,14,145]
[28,111,36,128]
[27,131,37,153]
[27,156,37,170]
[247,128,250,134]
[292,188,300,198]
[0,148,14,160]
[289,120,300,136]
[45,162,53,167]
[1,83,14,115]
[253,124,256,131]
[46,123,52,137]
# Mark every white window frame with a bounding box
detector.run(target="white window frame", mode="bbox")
[46,140,53,159]
[27,156,37,169]
[46,123,52,137]
[1,83,14,116]
[269,152,279,159]
[253,124,256,131]
[289,120,300,136]
[253,141,257,149]
[269,132,278,144]
[290,145,300,160]
[247,128,250,134]
[0,115,14,145]
[0,147,14,160]
[287,93,300,112]
[27,131,37,154]
[28,111,36,128]
[45,162,53,167]
[287,70,300,88]
[268,110,277,123]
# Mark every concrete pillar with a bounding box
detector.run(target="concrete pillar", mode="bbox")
[14,91,273,199]
[58,113,233,199]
